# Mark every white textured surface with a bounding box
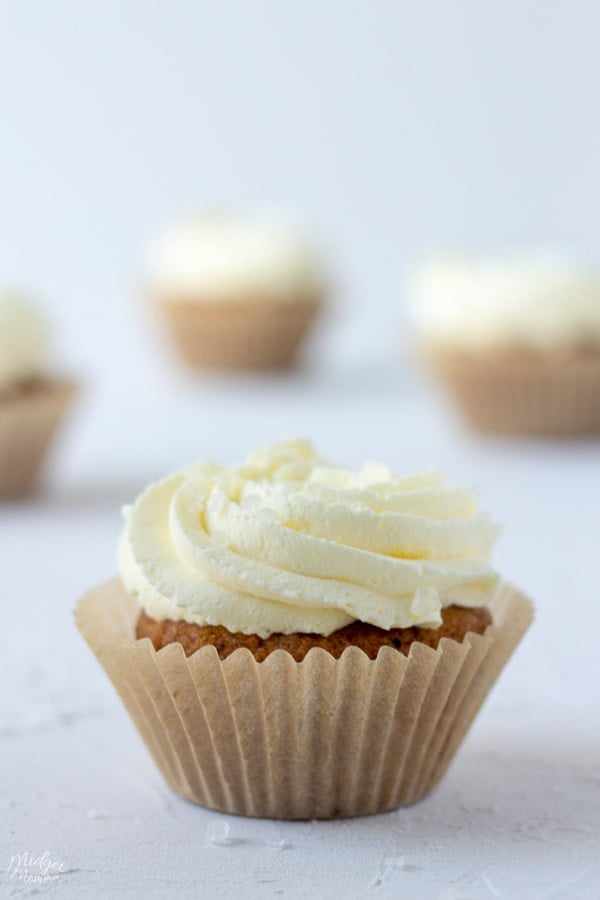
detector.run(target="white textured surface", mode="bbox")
[2,368,600,899]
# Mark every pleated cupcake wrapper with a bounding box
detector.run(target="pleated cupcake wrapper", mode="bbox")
[429,348,600,436]
[75,579,532,820]
[0,380,75,498]
[159,298,321,371]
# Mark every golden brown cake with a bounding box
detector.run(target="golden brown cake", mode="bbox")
[136,604,492,661]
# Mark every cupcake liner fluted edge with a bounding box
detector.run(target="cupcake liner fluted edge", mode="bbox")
[428,347,600,436]
[159,298,321,371]
[75,579,533,819]
[0,379,75,498]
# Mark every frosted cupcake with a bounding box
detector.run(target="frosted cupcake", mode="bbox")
[148,215,324,370]
[410,255,600,436]
[76,440,532,819]
[0,292,74,498]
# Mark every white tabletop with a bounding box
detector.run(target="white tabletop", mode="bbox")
[2,364,599,899]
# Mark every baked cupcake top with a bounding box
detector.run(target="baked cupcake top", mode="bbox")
[410,255,600,349]
[119,441,500,639]
[0,291,50,389]
[147,215,324,302]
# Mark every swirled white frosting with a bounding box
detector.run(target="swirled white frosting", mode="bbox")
[119,441,500,638]
[0,292,50,389]
[147,215,323,302]
[410,255,600,349]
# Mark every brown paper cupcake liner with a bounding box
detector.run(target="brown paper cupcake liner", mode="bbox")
[159,297,321,370]
[75,580,532,819]
[429,347,600,436]
[0,379,75,498]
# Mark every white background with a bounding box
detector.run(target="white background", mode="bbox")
[1,3,600,899]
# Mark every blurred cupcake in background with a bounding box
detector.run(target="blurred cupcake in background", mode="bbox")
[0,291,75,498]
[410,255,600,436]
[148,214,325,371]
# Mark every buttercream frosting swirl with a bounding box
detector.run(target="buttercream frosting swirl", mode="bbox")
[119,441,500,638]
[147,215,323,302]
[0,292,50,389]
[410,254,600,349]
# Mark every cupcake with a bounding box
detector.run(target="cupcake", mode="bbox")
[410,255,600,436]
[148,215,324,370]
[76,440,532,819]
[0,291,74,498]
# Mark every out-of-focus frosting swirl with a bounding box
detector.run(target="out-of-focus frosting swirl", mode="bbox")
[147,215,324,302]
[119,441,500,638]
[410,254,600,349]
[0,292,50,389]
